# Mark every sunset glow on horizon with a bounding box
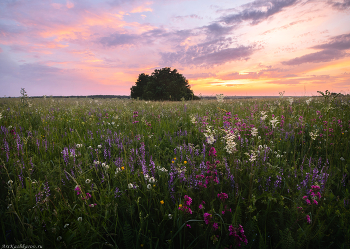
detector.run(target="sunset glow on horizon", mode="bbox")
[1,0,350,97]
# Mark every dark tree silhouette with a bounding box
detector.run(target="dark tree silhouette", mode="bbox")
[131,67,199,100]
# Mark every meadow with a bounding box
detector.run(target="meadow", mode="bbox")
[0,94,349,248]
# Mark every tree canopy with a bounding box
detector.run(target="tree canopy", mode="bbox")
[130,67,199,101]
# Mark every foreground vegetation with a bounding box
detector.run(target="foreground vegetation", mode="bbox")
[0,94,349,248]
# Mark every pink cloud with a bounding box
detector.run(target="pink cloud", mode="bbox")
[66,1,75,9]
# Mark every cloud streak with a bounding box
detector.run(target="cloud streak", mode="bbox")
[221,0,298,25]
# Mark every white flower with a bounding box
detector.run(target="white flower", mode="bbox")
[216,94,225,102]
[77,217,82,222]
[306,98,312,105]
[270,117,279,129]
[94,160,100,165]
[260,111,268,121]
[190,114,197,124]
[340,157,345,161]
[57,236,62,241]
[128,183,134,189]
[97,145,102,149]
[144,174,150,181]
[251,127,258,137]
[168,214,173,219]
[64,223,69,228]
[85,179,91,184]
[76,144,82,148]
[204,125,216,145]
[222,129,237,154]
[7,180,13,185]
[149,177,156,183]
[309,130,319,140]
[147,184,152,189]
[115,168,122,175]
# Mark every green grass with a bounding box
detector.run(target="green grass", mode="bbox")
[0,96,349,248]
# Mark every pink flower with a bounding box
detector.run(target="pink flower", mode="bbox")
[213,223,218,231]
[184,195,192,206]
[306,199,311,205]
[306,215,311,224]
[217,192,228,202]
[204,213,212,225]
[186,224,191,228]
[209,147,217,157]
[74,186,81,195]
[313,199,318,205]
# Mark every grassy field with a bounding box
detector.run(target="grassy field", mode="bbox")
[0,95,349,248]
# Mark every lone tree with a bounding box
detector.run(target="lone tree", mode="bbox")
[131,67,198,101]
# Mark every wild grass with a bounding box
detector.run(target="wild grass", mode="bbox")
[0,95,349,248]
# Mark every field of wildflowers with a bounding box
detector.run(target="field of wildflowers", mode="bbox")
[0,94,349,248]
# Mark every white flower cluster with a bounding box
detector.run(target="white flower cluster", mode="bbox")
[270,116,279,129]
[101,163,109,170]
[251,127,258,137]
[309,130,319,140]
[288,97,294,105]
[306,98,312,105]
[115,168,122,175]
[260,111,268,121]
[222,129,237,154]
[244,150,257,162]
[204,125,216,145]
[273,150,285,158]
[190,114,197,124]
[76,144,83,148]
[258,144,270,151]
[216,94,225,103]
[128,183,139,189]
[157,166,168,172]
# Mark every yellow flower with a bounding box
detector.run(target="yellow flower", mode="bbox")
[121,167,125,170]
[172,161,174,163]
[160,200,164,205]
[179,204,182,208]
[153,185,155,187]
[174,157,176,160]
[141,244,144,247]
[184,161,187,164]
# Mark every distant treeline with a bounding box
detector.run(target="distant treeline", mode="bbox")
[3,94,349,99]
[26,95,131,99]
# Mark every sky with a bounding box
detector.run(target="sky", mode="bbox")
[1,0,350,97]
